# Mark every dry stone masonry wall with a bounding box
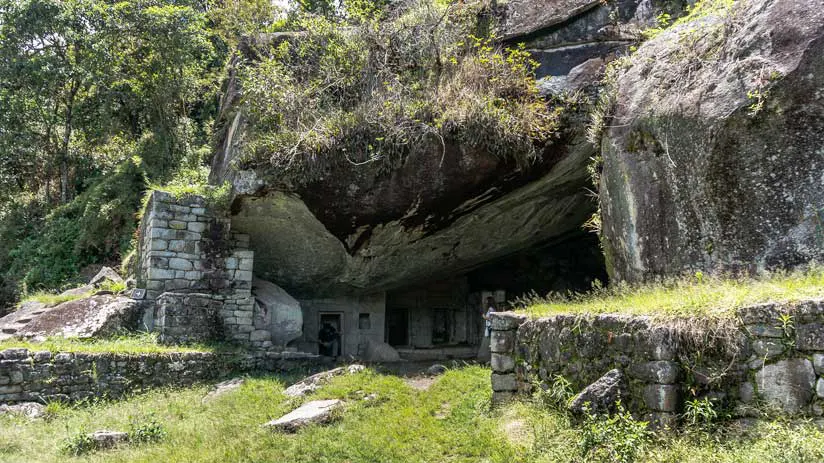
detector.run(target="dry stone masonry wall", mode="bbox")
[0,348,227,404]
[0,347,326,405]
[491,300,824,424]
[136,191,269,348]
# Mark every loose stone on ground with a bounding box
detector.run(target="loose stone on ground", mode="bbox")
[263,399,343,432]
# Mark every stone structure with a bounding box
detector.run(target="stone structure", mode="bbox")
[135,190,269,347]
[491,299,824,423]
[0,348,228,404]
[0,347,322,405]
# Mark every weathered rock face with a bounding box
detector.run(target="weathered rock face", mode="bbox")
[568,368,628,415]
[227,138,594,298]
[0,295,142,340]
[501,0,689,78]
[600,0,824,282]
[252,278,303,346]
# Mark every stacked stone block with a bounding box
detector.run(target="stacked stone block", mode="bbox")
[489,312,527,405]
[0,348,324,405]
[136,190,271,348]
[491,299,824,425]
[157,293,223,344]
[0,348,227,404]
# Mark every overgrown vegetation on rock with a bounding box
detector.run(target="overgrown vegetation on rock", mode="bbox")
[239,0,561,185]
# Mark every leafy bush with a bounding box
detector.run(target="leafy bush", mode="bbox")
[128,415,167,444]
[0,157,146,305]
[60,430,98,456]
[683,397,719,428]
[534,374,575,410]
[577,402,651,463]
[240,0,560,185]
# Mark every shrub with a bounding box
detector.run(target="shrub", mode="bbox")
[128,415,167,444]
[683,397,719,429]
[240,0,560,185]
[534,374,575,410]
[60,430,98,456]
[577,402,651,463]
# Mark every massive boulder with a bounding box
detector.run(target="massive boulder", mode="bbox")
[501,0,689,78]
[252,278,303,346]
[224,140,594,298]
[599,0,824,282]
[0,295,142,339]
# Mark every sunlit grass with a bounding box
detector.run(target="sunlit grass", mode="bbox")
[17,280,127,310]
[521,267,824,319]
[0,332,222,354]
[18,290,93,308]
[0,366,822,462]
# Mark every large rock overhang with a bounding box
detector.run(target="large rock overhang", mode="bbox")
[229,138,596,299]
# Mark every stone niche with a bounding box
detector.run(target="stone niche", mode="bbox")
[490,299,824,423]
[135,191,276,348]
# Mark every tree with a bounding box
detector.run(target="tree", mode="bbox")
[0,0,216,204]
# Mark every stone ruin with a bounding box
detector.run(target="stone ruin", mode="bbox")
[490,300,824,425]
[135,190,295,349]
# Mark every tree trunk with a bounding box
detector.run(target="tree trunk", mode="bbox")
[60,82,78,204]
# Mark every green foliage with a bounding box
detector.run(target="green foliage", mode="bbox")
[0,0,224,308]
[0,332,221,354]
[240,0,559,185]
[0,157,146,305]
[129,415,167,444]
[3,367,824,462]
[150,165,233,212]
[577,402,651,463]
[534,375,574,410]
[683,397,718,428]
[19,290,93,308]
[59,429,98,456]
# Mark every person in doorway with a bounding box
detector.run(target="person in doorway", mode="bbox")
[318,322,340,357]
[483,297,497,337]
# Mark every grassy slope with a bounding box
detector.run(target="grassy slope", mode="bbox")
[0,333,218,354]
[0,366,822,462]
[522,267,824,319]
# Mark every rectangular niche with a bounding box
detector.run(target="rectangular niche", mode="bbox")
[359,313,371,330]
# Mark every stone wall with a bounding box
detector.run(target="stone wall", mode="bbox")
[296,294,387,357]
[0,348,228,404]
[136,191,269,348]
[0,347,325,404]
[491,299,824,423]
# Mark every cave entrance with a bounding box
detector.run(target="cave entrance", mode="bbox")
[383,231,607,359]
[466,231,608,303]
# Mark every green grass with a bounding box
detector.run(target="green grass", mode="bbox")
[19,290,94,308]
[0,333,219,355]
[521,267,824,320]
[18,280,126,310]
[0,365,822,462]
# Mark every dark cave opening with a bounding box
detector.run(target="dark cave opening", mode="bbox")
[466,231,608,303]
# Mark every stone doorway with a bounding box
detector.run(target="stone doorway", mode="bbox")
[385,308,408,346]
[319,312,343,357]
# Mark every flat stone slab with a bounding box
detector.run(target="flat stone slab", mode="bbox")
[90,430,129,449]
[569,368,627,415]
[263,399,342,432]
[284,365,365,398]
[202,378,245,404]
[0,402,46,419]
